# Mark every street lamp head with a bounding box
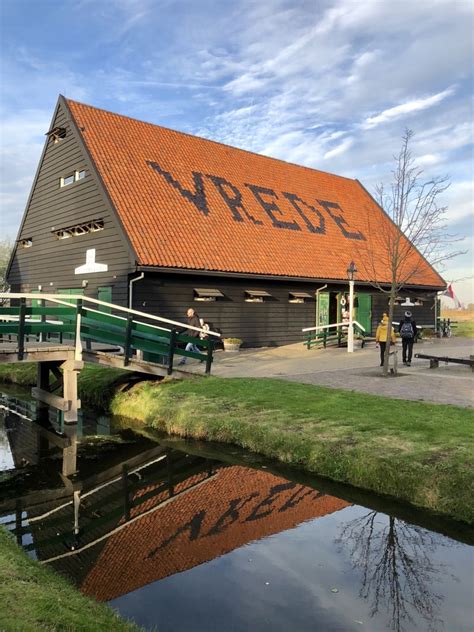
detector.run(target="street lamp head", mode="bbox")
[347,260,357,281]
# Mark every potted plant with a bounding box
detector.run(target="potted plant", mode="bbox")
[223,337,243,352]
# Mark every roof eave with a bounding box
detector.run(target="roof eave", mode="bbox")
[136,265,445,291]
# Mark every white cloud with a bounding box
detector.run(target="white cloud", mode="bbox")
[362,87,456,129]
[324,137,354,159]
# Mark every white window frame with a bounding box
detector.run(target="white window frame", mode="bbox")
[244,290,272,303]
[60,170,86,188]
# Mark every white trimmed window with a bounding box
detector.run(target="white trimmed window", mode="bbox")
[194,288,224,302]
[60,170,86,188]
[289,291,314,304]
[244,290,272,303]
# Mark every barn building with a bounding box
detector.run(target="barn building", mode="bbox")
[7,96,445,347]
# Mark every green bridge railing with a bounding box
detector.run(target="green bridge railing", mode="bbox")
[0,293,221,375]
[302,320,367,350]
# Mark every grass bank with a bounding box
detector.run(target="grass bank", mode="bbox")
[0,362,130,410]
[111,377,474,524]
[0,527,140,632]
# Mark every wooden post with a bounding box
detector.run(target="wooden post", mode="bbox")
[18,297,26,360]
[62,354,83,424]
[124,314,133,366]
[39,298,46,342]
[167,329,176,375]
[73,490,81,535]
[205,338,213,375]
[36,361,50,425]
[62,423,78,477]
[74,299,83,362]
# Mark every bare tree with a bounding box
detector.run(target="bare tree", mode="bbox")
[359,129,462,375]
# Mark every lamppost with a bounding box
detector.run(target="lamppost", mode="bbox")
[347,261,357,353]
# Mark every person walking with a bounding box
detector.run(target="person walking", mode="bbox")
[375,313,396,367]
[398,311,417,366]
[178,308,203,365]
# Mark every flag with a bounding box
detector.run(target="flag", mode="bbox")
[442,283,463,309]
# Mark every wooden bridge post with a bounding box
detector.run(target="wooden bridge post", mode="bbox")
[62,354,83,424]
[62,421,78,477]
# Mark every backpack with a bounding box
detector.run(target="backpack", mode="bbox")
[400,321,414,339]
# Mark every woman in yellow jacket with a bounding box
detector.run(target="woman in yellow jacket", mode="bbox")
[375,314,397,367]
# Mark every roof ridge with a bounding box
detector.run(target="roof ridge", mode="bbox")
[63,96,357,184]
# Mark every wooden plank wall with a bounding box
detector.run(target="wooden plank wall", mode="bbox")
[134,273,323,347]
[134,274,436,346]
[371,293,437,331]
[8,102,132,305]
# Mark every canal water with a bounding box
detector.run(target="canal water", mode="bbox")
[0,388,473,632]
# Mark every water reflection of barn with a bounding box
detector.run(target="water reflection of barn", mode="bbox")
[23,451,348,602]
[7,96,444,347]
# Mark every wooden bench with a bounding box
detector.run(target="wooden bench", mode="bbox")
[415,353,474,371]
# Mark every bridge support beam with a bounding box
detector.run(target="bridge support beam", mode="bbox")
[62,356,83,424]
[32,353,83,424]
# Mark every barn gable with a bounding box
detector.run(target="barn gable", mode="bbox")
[7,97,136,305]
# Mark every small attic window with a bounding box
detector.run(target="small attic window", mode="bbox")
[194,288,224,302]
[289,291,314,304]
[46,126,66,143]
[52,219,104,240]
[19,238,33,249]
[245,289,272,303]
[60,170,86,188]
[60,174,75,187]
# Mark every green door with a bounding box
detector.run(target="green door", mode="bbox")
[98,286,112,313]
[355,292,372,334]
[30,289,42,308]
[57,288,83,304]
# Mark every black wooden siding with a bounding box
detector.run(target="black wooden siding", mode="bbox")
[7,102,133,304]
[135,273,321,347]
[133,273,436,346]
[371,292,437,331]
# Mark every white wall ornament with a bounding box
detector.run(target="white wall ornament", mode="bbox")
[74,249,108,275]
[400,297,415,307]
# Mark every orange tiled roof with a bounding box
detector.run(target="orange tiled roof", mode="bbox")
[65,98,444,287]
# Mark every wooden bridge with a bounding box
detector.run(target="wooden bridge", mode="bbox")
[0,292,220,427]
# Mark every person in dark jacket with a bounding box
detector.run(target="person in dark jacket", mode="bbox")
[398,311,417,366]
[178,308,203,365]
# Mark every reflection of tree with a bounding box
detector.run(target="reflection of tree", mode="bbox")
[336,511,452,632]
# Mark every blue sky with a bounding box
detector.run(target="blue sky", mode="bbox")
[1,0,473,301]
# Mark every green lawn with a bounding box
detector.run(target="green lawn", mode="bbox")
[111,376,474,524]
[0,528,141,632]
[455,321,474,338]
